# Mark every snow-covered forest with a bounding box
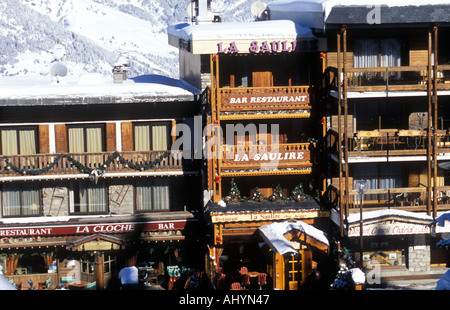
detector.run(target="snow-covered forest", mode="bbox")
[0,0,275,79]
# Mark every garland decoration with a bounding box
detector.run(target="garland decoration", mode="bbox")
[223,180,312,203]
[2,151,171,182]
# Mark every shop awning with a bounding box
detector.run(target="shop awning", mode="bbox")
[66,233,127,251]
[258,220,329,254]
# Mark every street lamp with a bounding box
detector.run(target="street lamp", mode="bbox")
[356,180,367,268]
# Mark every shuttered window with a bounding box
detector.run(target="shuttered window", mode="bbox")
[135,178,170,212]
[67,124,105,153]
[0,127,38,156]
[73,181,108,214]
[133,122,170,151]
[2,183,41,217]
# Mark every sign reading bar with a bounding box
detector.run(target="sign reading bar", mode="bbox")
[0,220,187,238]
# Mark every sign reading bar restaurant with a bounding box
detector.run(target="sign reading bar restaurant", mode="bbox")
[0,220,187,238]
[222,92,310,108]
[348,220,430,237]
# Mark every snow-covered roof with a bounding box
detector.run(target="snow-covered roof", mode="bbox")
[258,220,329,254]
[0,74,200,106]
[346,209,433,224]
[168,20,314,42]
[267,0,450,29]
[168,20,317,54]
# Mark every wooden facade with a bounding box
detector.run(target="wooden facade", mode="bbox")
[324,19,450,269]
[177,21,331,289]
[0,91,203,289]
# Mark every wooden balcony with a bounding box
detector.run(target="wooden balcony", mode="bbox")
[327,129,450,161]
[216,86,310,120]
[327,65,450,93]
[220,143,313,177]
[327,184,450,215]
[0,150,199,180]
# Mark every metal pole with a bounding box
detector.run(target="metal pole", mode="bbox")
[359,192,363,268]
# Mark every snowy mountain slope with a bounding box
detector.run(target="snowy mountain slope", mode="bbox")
[0,0,275,80]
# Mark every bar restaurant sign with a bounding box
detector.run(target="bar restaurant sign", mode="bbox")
[0,220,187,238]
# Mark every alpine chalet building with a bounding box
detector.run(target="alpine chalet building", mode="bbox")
[0,73,202,290]
[267,0,450,276]
[169,1,331,290]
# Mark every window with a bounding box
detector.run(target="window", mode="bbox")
[0,127,37,155]
[133,122,170,151]
[135,178,170,212]
[353,163,403,202]
[354,38,402,68]
[2,183,41,217]
[67,124,105,153]
[73,181,108,214]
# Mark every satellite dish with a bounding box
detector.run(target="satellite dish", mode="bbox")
[251,1,267,20]
[50,61,68,77]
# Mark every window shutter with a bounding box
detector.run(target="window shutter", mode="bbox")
[106,123,116,152]
[121,122,133,152]
[54,124,67,153]
[38,125,50,154]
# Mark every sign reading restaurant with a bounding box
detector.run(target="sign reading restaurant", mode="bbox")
[0,220,188,238]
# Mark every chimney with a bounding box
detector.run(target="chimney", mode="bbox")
[112,58,129,84]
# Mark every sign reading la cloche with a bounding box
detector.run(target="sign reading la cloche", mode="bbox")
[218,40,297,54]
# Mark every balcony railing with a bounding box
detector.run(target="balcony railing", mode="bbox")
[326,184,450,216]
[327,65,450,92]
[217,86,310,118]
[327,129,450,158]
[0,150,198,178]
[220,143,313,175]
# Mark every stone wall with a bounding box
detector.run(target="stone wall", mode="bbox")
[42,187,69,216]
[408,235,430,272]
